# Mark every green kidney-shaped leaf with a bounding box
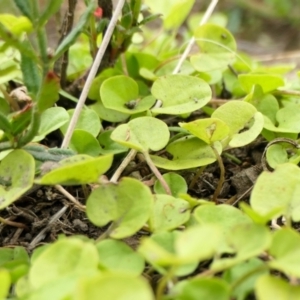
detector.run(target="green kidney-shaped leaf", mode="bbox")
[256,275,300,300]
[212,100,264,148]
[176,277,231,300]
[154,172,188,197]
[96,239,144,275]
[180,118,230,144]
[111,116,170,152]
[86,177,153,239]
[151,75,211,115]
[100,75,155,114]
[0,149,35,209]
[151,136,221,170]
[34,107,69,141]
[29,237,99,289]
[211,223,271,272]
[250,163,300,221]
[36,154,113,185]
[268,228,300,277]
[60,108,102,137]
[239,73,284,93]
[70,129,101,156]
[148,194,190,232]
[75,273,154,300]
[194,23,236,53]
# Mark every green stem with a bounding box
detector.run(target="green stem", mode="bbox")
[156,267,176,300]
[143,151,171,195]
[211,145,225,203]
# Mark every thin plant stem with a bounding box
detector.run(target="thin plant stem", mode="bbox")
[0,217,27,229]
[189,166,206,190]
[61,0,126,148]
[110,149,137,183]
[212,145,225,203]
[172,0,219,75]
[156,267,177,300]
[54,184,86,211]
[143,151,171,195]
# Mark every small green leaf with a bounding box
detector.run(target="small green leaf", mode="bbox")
[0,149,35,210]
[86,177,153,239]
[54,1,96,58]
[98,130,128,155]
[38,0,64,27]
[111,116,170,152]
[20,44,41,96]
[268,228,300,277]
[176,277,231,300]
[70,130,101,156]
[194,24,236,53]
[211,223,271,272]
[151,136,221,170]
[148,194,190,232]
[256,275,300,300]
[151,75,211,115]
[13,0,32,21]
[250,163,300,221]
[34,107,69,142]
[239,73,284,93]
[96,239,144,275]
[60,108,102,137]
[223,258,268,300]
[180,118,230,144]
[75,273,154,300]
[37,71,60,112]
[29,237,99,289]
[212,100,264,148]
[0,14,33,35]
[154,172,188,197]
[101,75,156,114]
[0,111,11,133]
[36,154,113,185]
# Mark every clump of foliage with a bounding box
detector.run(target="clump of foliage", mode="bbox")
[1,0,300,299]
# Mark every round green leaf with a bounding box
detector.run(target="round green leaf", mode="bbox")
[91,101,129,123]
[268,228,300,278]
[75,273,154,300]
[96,239,144,275]
[151,75,211,115]
[70,129,101,156]
[212,100,264,148]
[154,172,188,196]
[36,154,113,185]
[239,73,284,93]
[34,107,69,141]
[0,149,35,209]
[60,108,101,137]
[29,237,99,289]
[151,136,221,170]
[148,194,190,232]
[256,275,300,300]
[194,24,236,53]
[110,116,170,151]
[101,75,156,114]
[250,163,300,221]
[177,278,231,300]
[180,118,230,144]
[86,177,153,239]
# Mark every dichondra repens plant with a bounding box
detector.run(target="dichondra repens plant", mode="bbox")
[1,0,300,299]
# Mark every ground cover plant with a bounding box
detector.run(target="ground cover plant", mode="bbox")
[1,0,300,299]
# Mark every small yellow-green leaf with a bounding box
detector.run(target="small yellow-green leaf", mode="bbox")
[111,116,170,152]
[36,154,113,185]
